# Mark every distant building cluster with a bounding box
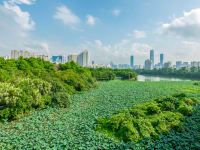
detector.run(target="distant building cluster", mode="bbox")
[3,49,89,67]
[10,50,49,61]
[1,48,200,69]
[143,50,165,70]
[142,49,200,70]
[67,50,89,67]
[176,61,200,69]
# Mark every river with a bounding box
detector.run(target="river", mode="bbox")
[137,75,191,82]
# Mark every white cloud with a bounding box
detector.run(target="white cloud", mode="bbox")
[162,8,200,38]
[7,0,36,5]
[3,0,35,31]
[112,9,121,16]
[81,38,151,65]
[54,5,80,27]
[86,15,96,26]
[132,30,146,39]
[0,0,50,56]
[94,40,102,47]
[24,41,50,54]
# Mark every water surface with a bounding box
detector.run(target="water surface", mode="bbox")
[137,75,191,82]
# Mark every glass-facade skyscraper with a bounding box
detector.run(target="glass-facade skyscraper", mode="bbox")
[160,53,164,67]
[150,49,154,68]
[130,55,134,68]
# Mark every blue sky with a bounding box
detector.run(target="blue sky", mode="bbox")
[1,0,200,65]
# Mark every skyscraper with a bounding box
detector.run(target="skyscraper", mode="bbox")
[68,54,78,63]
[130,55,134,68]
[144,59,152,70]
[176,61,182,69]
[77,50,89,67]
[160,53,164,67]
[150,50,154,67]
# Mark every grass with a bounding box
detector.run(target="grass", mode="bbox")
[0,80,199,149]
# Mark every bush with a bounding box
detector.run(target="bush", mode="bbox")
[117,120,140,142]
[97,94,198,143]
[16,78,52,109]
[0,58,96,121]
[51,92,71,108]
[91,68,137,81]
[178,102,193,116]
[0,83,22,107]
[145,102,161,115]
[194,82,200,86]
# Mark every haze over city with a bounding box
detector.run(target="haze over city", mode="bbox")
[1,0,200,65]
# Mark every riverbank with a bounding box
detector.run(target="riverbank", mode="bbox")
[137,70,200,81]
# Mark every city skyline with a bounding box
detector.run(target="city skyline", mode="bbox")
[1,0,200,65]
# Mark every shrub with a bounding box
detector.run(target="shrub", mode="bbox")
[130,108,146,118]
[145,102,161,115]
[0,83,22,120]
[117,120,140,142]
[97,94,197,143]
[0,58,96,121]
[194,82,200,86]
[0,83,22,107]
[16,78,52,109]
[91,68,137,81]
[51,92,71,108]
[178,102,193,116]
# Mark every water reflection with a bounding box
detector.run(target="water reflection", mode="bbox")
[137,75,190,82]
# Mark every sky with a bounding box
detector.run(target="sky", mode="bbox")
[1,0,200,65]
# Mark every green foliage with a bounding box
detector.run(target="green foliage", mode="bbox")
[0,83,22,107]
[91,68,137,81]
[0,80,199,149]
[91,68,116,81]
[114,69,137,80]
[141,105,200,150]
[97,94,198,143]
[194,82,200,86]
[137,67,200,80]
[0,58,96,121]
[51,92,71,108]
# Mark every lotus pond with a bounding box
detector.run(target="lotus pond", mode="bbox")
[0,80,200,149]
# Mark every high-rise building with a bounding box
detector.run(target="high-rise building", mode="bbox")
[92,61,95,65]
[164,61,172,68]
[191,61,200,68]
[11,50,33,59]
[150,49,154,67]
[68,54,78,63]
[51,56,64,63]
[36,55,49,61]
[77,50,89,67]
[118,64,130,69]
[160,53,164,67]
[182,62,189,68]
[176,61,182,69]
[130,55,134,68]
[144,59,152,70]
